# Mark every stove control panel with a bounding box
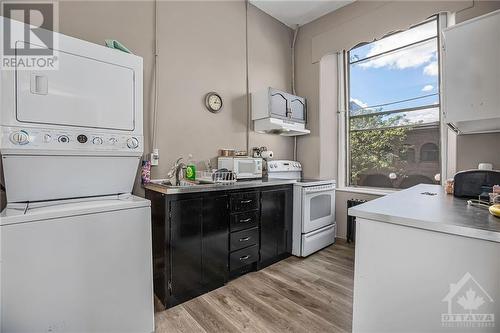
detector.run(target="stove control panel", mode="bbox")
[303,183,335,193]
[267,160,302,172]
[1,126,143,153]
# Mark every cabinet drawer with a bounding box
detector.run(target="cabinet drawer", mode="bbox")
[230,227,259,252]
[230,192,259,213]
[230,245,258,271]
[230,210,259,232]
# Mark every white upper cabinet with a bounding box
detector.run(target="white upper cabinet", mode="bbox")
[252,87,307,123]
[269,89,289,119]
[289,96,306,121]
[442,9,500,134]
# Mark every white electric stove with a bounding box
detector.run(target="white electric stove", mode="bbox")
[267,160,336,257]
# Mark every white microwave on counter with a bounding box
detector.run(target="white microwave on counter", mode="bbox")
[218,157,263,179]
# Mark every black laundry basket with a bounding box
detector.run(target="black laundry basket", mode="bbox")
[346,199,367,243]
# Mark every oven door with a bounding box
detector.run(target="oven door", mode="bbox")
[302,186,335,233]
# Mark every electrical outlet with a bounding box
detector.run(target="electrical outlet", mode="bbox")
[150,148,159,166]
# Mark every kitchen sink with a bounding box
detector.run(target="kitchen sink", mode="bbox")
[158,180,212,188]
[148,179,241,194]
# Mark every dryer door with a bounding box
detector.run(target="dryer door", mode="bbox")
[16,42,135,131]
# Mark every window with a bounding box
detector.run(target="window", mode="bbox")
[346,17,441,189]
[400,145,416,163]
[420,143,439,162]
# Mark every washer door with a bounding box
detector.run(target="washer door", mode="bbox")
[16,42,135,131]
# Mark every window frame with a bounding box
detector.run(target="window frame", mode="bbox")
[337,13,450,193]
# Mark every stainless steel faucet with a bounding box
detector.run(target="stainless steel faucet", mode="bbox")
[167,157,186,186]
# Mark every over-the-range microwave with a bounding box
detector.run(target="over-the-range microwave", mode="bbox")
[218,157,263,179]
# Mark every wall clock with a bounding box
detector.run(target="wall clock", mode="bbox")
[205,92,223,113]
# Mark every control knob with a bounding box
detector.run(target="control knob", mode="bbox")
[58,135,69,143]
[127,137,139,149]
[10,130,30,145]
[77,134,88,143]
[92,137,103,145]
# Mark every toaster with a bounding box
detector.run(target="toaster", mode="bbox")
[453,170,500,198]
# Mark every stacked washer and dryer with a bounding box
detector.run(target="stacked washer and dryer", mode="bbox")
[0,18,154,332]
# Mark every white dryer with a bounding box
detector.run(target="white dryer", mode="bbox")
[0,17,144,203]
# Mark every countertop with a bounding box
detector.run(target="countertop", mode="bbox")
[348,184,500,243]
[144,178,296,195]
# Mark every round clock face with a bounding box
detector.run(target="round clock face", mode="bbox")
[205,92,223,113]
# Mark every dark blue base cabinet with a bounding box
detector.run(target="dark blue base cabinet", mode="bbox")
[146,185,293,308]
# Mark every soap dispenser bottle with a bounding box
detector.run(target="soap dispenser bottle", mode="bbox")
[185,154,196,181]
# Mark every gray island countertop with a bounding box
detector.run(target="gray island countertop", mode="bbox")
[144,178,296,195]
[349,184,500,243]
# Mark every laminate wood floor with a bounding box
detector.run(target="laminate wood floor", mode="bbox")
[155,240,355,333]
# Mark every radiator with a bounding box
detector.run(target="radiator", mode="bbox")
[346,199,367,243]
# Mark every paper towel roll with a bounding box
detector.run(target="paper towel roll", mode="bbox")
[261,151,274,159]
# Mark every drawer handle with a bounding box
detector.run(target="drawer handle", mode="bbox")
[239,255,251,261]
[239,218,252,223]
[239,236,251,242]
[241,199,252,204]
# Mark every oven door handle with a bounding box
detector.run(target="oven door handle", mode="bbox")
[303,187,335,195]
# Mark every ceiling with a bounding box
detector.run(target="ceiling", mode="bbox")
[250,0,354,28]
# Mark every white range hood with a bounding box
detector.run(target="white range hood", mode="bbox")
[254,117,310,136]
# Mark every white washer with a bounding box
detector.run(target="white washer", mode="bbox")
[0,195,154,333]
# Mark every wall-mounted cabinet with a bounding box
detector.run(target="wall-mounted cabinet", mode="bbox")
[443,9,500,134]
[258,88,306,123]
[252,87,310,136]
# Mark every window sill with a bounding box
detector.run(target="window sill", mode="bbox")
[335,186,398,196]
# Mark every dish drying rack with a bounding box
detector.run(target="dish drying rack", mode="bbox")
[197,170,237,184]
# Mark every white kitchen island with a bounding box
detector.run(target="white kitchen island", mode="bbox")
[349,184,500,333]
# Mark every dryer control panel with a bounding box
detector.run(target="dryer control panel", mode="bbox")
[1,126,143,155]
